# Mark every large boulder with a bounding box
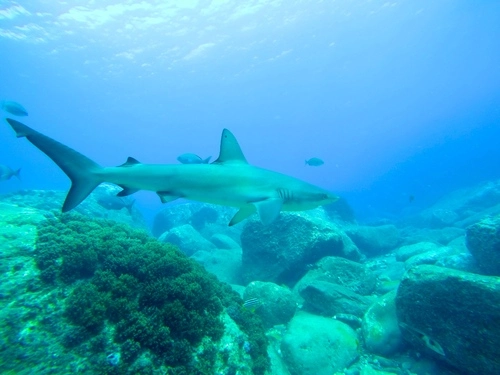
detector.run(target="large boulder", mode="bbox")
[409,179,500,229]
[299,280,372,317]
[190,248,242,284]
[345,225,401,256]
[362,290,403,356]
[158,224,216,256]
[1,188,149,231]
[466,215,500,275]
[243,281,297,328]
[294,256,377,296]
[281,311,359,375]
[395,242,442,262]
[152,202,241,241]
[240,213,356,285]
[396,265,500,375]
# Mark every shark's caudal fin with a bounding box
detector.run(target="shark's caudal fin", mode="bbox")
[6,118,103,212]
[13,168,21,180]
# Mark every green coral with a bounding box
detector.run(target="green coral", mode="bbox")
[34,212,269,375]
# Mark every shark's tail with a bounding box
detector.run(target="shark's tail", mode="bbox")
[6,118,103,212]
[12,168,21,180]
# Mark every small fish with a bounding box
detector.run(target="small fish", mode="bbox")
[177,153,211,164]
[409,195,415,203]
[0,165,21,181]
[97,195,135,214]
[1,100,28,116]
[243,297,261,311]
[400,322,445,356]
[305,157,324,167]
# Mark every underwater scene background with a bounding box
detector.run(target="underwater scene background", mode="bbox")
[1,1,500,374]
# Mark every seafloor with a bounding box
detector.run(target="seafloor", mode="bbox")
[1,181,499,375]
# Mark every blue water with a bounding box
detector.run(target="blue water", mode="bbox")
[1,0,500,223]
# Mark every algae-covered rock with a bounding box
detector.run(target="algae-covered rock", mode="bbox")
[282,311,358,375]
[240,213,350,285]
[0,207,270,375]
[362,290,403,356]
[466,215,500,275]
[396,265,500,375]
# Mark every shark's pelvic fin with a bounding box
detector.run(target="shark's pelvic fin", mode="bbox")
[254,198,283,225]
[229,205,256,226]
[6,118,103,212]
[157,191,182,204]
[213,128,248,164]
[117,186,139,197]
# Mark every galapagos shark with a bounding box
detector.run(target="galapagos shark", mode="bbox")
[5,118,338,225]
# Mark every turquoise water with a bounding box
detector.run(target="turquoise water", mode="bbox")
[1,1,500,375]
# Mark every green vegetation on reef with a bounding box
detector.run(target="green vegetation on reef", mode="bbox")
[35,212,270,375]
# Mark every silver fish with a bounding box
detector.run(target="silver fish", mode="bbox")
[0,165,21,181]
[177,153,211,164]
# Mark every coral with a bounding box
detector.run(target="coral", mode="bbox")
[34,212,270,374]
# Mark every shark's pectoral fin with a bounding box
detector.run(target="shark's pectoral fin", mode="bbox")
[254,198,283,225]
[229,205,256,226]
[157,191,182,204]
[117,186,139,197]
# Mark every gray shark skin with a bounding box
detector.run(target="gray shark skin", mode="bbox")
[6,118,338,225]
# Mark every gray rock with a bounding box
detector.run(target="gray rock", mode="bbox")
[243,281,297,328]
[1,189,149,231]
[395,242,441,262]
[396,265,500,375]
[190,249,242,284]
[421,208,459,229]
[362,290,403,356]
[152,202,240,238]
[447,235,468,253]
[240,213,351,285]
[210,233,240,249]
[435,252,479,273]
[413,179,500,229]
[300,280,372,317]
[345,225,401,256]
[159,224,216,256]
[294,256,377,296]
[281,311,359,375]
[401,227,465,246]
[404,246,456,269]
[466,215,500,275]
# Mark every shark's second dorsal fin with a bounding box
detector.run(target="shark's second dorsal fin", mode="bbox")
[119,157,141,167]
[213,129,248,164]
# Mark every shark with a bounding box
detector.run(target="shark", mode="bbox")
[5,118,338,225]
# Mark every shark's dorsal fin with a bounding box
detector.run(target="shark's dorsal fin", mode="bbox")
[213,129,248,164]
[119,157,141,167]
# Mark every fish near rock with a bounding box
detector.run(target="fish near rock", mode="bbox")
[0,165,21,181]
[305,157,324,166]
[1,100,28,116]
[177,153,211,164]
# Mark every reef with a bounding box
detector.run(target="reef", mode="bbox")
[0,208,269,375]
